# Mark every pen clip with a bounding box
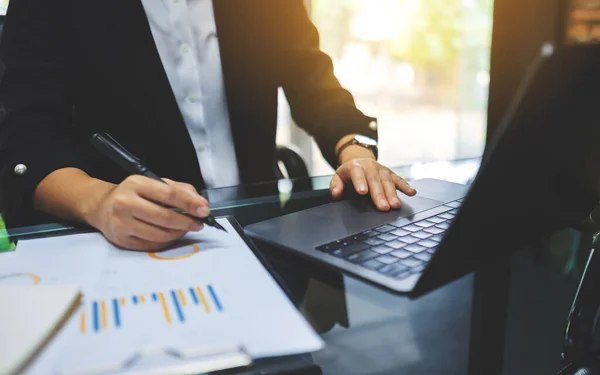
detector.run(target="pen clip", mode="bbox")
[90,133,147,175]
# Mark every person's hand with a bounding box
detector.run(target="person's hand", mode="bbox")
[330,136,416,211]
[84,176,209,251]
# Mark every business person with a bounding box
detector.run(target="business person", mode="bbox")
[0,0,416,251]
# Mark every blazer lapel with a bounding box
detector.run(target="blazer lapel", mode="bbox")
[74,0,205,187]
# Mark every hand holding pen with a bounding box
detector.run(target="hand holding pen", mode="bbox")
[83,133,225,252]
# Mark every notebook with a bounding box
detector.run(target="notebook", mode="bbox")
[0,285,81,375]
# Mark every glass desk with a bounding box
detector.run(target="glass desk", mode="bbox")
[0,159,586,375]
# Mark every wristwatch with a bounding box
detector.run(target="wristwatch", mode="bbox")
[336,135,379,159]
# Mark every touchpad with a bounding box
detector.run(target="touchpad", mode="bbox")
[308,194,443,235]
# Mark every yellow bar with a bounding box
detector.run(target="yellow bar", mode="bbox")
[196,287,210,313]
[100,301,107,330]
[159,292,172,324]
[140,295,145,304]
[120,297,126,306]
[80,311,86,334]
[177,289,187,306]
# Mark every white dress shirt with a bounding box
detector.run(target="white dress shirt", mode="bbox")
[141,0,241,189]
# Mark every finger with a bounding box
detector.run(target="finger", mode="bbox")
[128,195,204,232]
[125,176,209,218]
[380,170,401,209]
[126,217,188,244]
[163,179,205,201]
[365,167,390,211]
[350,166,369,195]
[391,173,417,196]
[110,235,170,252]
[329,173,345,198]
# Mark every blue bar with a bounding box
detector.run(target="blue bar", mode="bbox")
[152,293,158,302]
[170,290,185,322]
[92,301,99,332]
[189,287,199,305]
[207,285,222,311]
[112,299,121,328]
[132,296,138,305]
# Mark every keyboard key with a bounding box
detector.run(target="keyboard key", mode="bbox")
[375,225,396,233]
[390,228,411,237]
[426,216,446,224]
[415,220,436,228]
[347,250,380,263]
[378,233,397,242]
[401,258,425,268]
[412,231,433,240]
[423,227,445,235]
[439,213,455,220]
[404,244,427,253]
[372,245,394,254]
[445,201,462,208]
[316,243,335,253]
[418,239,438,248]
[426,248,437,254]
[430,234,444,242]
[457,198,464,203]
[401,224,422,232]
[415,253,432,262]
[395,271,412,280]
[362,259,385,270]
[364,238,384,246]
[410,265,426,274]
[376,255,399,265]
[379,263,409,276]
[385,240,407,249]
[390,249,412,259]
[362,230,380,238]
[436,222,450,230]
[331,243,370,258]
[449,209,458,214]
[398,236,420,244]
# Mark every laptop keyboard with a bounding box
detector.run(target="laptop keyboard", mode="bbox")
[315,199,463,280]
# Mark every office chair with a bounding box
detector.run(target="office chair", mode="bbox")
[559,207,600,374]
[274,145,310,180]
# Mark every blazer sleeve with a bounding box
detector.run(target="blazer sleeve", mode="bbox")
[275,1,378,169]
[0,0,86,226]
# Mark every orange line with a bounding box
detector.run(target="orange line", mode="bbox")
[177,289,187,306]
[120,297,126,306]
[140,295,145,304]
[159,292,172,324]
[80,311,86,334]
[196,287,210,313]
[100,301,107,330]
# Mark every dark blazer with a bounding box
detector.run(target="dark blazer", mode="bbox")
[0,0,377,226]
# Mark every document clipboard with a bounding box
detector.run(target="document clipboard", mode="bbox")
[57,344,252,375]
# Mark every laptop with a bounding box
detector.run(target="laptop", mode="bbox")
[245,44,600,298]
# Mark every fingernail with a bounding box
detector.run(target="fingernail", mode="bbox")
[359,184,367,192]
[192,222,204,231]
[196,206,209,217]
[392,198,400,206]
[379,199,388,207]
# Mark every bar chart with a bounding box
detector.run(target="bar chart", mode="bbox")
[79,284,223,334]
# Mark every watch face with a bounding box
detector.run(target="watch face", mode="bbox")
[355,135,378,147]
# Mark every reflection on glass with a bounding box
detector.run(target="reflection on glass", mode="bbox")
[308,0,493,175]
[0,0,7,15]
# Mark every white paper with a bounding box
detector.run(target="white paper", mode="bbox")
[2,218,324,374]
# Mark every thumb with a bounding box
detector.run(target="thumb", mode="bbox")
[330,173,345,198]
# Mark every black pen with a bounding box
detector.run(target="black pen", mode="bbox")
[90,132,226,232]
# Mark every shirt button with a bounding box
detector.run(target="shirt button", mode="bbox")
[188,95,198,103]
[173,0,178,3]
[196,144,205,152]
[14,164,27,176]
[180,43,190,54]
[369,121,378,131]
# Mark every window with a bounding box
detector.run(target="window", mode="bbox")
[0,0,7,15]
[278,0,494,176]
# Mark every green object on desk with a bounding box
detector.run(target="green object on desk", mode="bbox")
[0,214,16,252]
